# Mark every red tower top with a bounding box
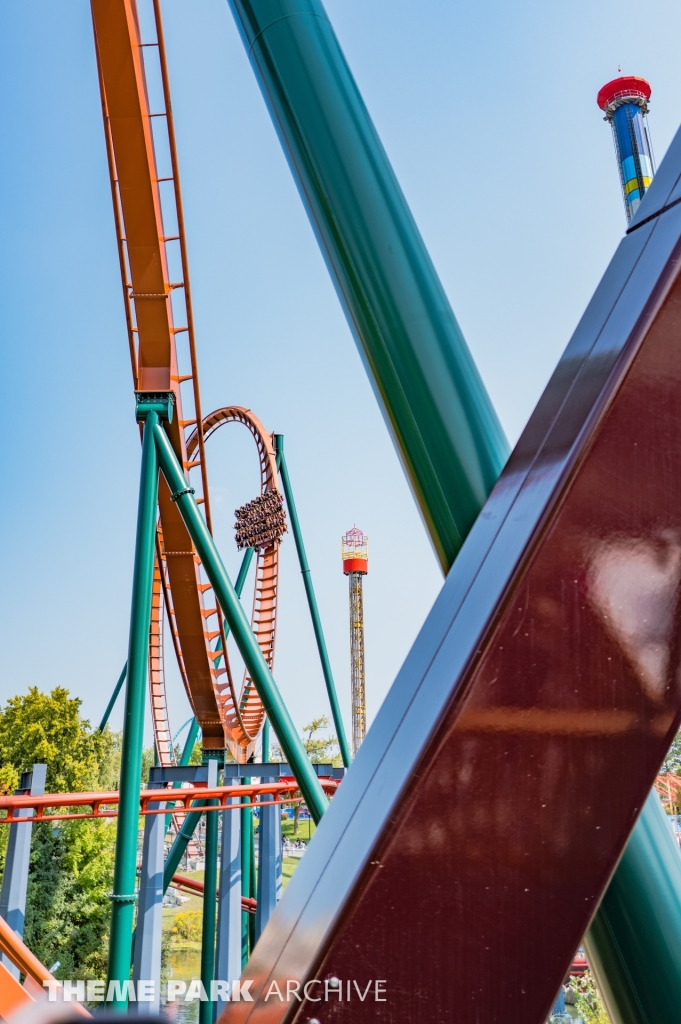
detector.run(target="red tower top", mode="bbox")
[597,75,651,111]
[342,526,368,575]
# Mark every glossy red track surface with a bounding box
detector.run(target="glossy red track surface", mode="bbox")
[219,147,681,1023]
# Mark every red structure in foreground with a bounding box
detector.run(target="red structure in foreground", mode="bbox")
[220,129,681,1023]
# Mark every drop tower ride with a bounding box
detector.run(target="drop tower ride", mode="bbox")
[597,75,655,223]
[342,526,368,757]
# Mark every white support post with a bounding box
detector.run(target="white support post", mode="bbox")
[215,794,242,1018]
[0,764,46,979]
[255,777,282,941]
[132,777,166,1013]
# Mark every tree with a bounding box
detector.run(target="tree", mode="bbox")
[270,715,342,767]
[662,730,681,775]
[271,716,342,834]
[0,687,118,978]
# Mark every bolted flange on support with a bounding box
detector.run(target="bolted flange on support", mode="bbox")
[135,391,175,424]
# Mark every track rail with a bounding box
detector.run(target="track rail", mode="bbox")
[0,782,338,823]
[187,407,282,759]
[171,873,258,914]
[91,0,231,748]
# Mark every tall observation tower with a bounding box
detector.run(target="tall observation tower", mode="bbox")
[342,527,368,757]
[597,75,655,223]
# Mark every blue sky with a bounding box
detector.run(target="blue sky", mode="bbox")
[1,0,679,749]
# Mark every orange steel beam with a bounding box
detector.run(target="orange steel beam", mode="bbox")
[171,873,258,914]
[0,782,338,824]
[90,0,227,747]
[0,914,90,1016]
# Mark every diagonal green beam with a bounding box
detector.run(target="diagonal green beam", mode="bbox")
[225,3,681,1020]
[98,663,127,733]
[106,409,160,1009]
[274,434,350,767]
[153,419,328,824]
[213,545,254,669]
[227,0,508,573]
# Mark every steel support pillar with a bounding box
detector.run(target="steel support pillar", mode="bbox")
[585,789,681,1024]
[152,420,327,823]
[0,765,46,979]
[274,434,350,767]
[200,758,219,1024]
[131,779,165,1014]
[106,404,161,1010]
[241,779,251,967]
[255,776,282,942]
[98,663,127,733]
[215,796,242,1018]
[227,0,508,573]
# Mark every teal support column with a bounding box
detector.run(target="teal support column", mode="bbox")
[164,718,201,836]
[225,3,681,1018]
[106,405,161,1010]
[241,779,252,968]
[153,420,327,824]
[213,546,254,667]
[98,663,127,733]
[262,718,270,762]
[585,791,681,1024]
[227,0,508,572]
[200,759,219,1024]
[163,803,207,893]
[179,719,200,765]
[274,434,350,768]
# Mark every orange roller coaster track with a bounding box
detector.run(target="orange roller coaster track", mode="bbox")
[187,407,283,758]
[92,1,283,763]
[0,782,339,825]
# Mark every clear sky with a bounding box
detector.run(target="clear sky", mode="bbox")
[1,0,679,750]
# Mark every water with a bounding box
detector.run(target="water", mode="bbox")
[161,948,201,1024]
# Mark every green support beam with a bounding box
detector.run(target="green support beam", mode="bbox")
[153,419,328,824]
[106,407,160,1010]
[179,718,200,765]
[227,0,508,573]
[585,791,681,1024]
[274,434,350,767]
[214,546,254,668]
[225,3,681,1019]
[163,803,207,893]
[98,663,127,733]
[262,718,270,761]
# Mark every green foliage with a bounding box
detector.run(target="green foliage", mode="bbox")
[141,744,156,786]
[0,686,109,793]
[270,715,343,767]
[0,687,118,978]
[663,730,681,775]
[0,764,19,796]
[271,717,341,833]
[303,716,342,766]
[572,971,610,1024]
[188,739,204,766]
[170,910,202,942]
